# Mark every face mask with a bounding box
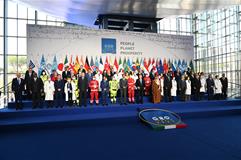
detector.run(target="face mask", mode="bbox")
[43,72,46,75]
[93,78,96,80]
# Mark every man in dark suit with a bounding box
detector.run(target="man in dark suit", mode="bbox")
[11,73,25,110]
[119,74,128,105]
[178,75,186,101]
[164,70,172,102]
[193,73,201,101]
[135,74,145,104]
[24,67,36,100]
[206,74,215,100]
[220,73,228,99]
[30,73,44,109]
[78,71,88,107]
[54,74,65,108]
[62,66,71,83]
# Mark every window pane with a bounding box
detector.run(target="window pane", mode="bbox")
[0,36,3,54]
[0,18,3,35]
[18,38,26,55]
[0,74,3,89]
[18,19,27,37]
[7,55,18,73]
[18,3,27,19]
[0,0,3,17]
[37,11,47,20]
[27,7,35,20]
[18,56,27,73]
[7,37,17,54]
[7,19,17,36]
[8,1,17,18]
[0,55,3,73]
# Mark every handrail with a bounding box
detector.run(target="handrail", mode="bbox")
[0,82,12,90]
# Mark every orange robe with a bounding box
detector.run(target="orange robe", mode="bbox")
[152,80,162,103]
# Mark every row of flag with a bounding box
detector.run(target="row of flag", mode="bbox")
[32,55,194,76]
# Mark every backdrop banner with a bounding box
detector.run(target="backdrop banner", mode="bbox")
[27,24,194,74]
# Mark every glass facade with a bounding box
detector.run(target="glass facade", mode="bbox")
[0,0,65,91]
[157,7,241,97]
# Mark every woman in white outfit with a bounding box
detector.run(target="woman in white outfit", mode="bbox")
[185,76,192,101]
[44,77,55,108]
[199,72,206,100]
[214,75,222,100]
[171,76,177,101]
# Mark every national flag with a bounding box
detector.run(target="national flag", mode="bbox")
[118,57,123,72]
[104,56,110,71]
[163,58,169,73]
[84,56,90,71]
[114,57,119,72]
[80,55,84,66]
[94,56,99,72]
[127,58,132,71]
[64,55,68,67]
[90,56,94,70]
[74,56,80,74]
[69,55,76,73]
[132,60,136,71]
[178,59,184,72]
[143,58,149,73]
[38,55,46,76]
[52,55,57,71]
[148,58,153,72]
[171,60,176,72]
[99,56,104,74]
[29,60,35,69]
[157,59,163,74]
[136,58,140,70]
[189,60,194,72]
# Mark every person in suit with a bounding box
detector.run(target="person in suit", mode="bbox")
[164,70,172,102]
[119,74,128,105]
[78,71,88,107]
[24,66,35,100]
[54,74,65,108]
[62,66,71,83]
[11,73,25,110]
[206,74,215,100]
[135,74,145,104]
[179,75,187,101]
[220,73,228,99]
[193,73,201,101]
[100,76,109,106]
[30,73,44,109]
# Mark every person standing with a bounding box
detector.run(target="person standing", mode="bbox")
[152,74,162,103]
[109,75,119,104]
[214,75,222,100]
[127,72,135,103]
[143,73,151,96]
[119,74,128,105]
[11,73,25,110]
[44,77,55,108]
[64,78,76,106]
[206,74,215,100]
[200,72,206,100]
[185,76,192,101]
[193,74,201,101]
[62,66,71,83]
[164,71,172,102]
[24,66,35,100]
[220,73,228,99]
[179,75,187,101]
[135,74,145,104]
[100,76,109,106]
[78,71,88,107]
[30,73,44,109]
[89,75,99,105]
[54,74,64,108]
[171,76,177,101]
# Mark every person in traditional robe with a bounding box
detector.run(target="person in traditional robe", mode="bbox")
[152,74,162,103]
[11,73,25,110]
[44,77,55,108]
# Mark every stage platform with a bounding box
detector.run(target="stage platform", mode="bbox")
[1,99,241,128]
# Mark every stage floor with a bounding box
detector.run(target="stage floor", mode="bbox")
[0,100,241,160]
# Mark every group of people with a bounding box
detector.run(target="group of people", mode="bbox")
[11,65,228,110]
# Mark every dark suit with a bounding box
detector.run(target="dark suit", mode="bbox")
[135,78,145,104]
[100,80,109,105]
[164,74,172,102]
[220,77,228,99]
[62,70,71,82]
[119,78,128,104]
[179,80,186,101]
[78,76,88,106]
[193,77,201,101]
[206,78,215,100]
[30,78,44,108]
[54,80,64,107]
[24,70,35,99]
[12,78,25,110]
